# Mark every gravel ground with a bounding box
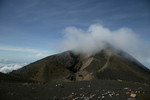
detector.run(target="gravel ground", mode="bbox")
[0,80,150,100]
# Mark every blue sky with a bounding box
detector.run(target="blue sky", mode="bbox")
[0,0,150,68]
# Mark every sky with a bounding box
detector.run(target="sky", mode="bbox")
[0,0,150,72]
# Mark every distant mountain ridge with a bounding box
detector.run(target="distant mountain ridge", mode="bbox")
[10,45,150,83]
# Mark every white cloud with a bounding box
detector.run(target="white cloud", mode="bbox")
[0,63,27,73]
[0,46,51,73]
[35,53,48,58]
[0,45,52,60]
[27,52,49,59]
[59,24,150,68]
[0,46,44,53]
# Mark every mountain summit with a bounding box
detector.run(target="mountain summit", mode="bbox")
[11,45,150,83]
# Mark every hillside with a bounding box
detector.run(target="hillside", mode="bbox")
[10,46,150,83]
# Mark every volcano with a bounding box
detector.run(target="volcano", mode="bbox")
[11,45,150,83]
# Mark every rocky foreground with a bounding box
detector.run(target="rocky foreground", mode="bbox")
[0,80,150,100]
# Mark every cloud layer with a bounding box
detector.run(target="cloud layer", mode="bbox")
[59,24,150,68]
[0,46,47,54]
[0,63,27,73]
[0,46,51,62]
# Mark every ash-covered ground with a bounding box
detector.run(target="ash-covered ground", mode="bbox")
[0,80,150,100]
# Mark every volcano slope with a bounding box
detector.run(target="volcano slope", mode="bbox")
[1,46,150,100]
[10,46,150,83]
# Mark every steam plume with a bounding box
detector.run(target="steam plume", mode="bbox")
[58,24,150,67]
